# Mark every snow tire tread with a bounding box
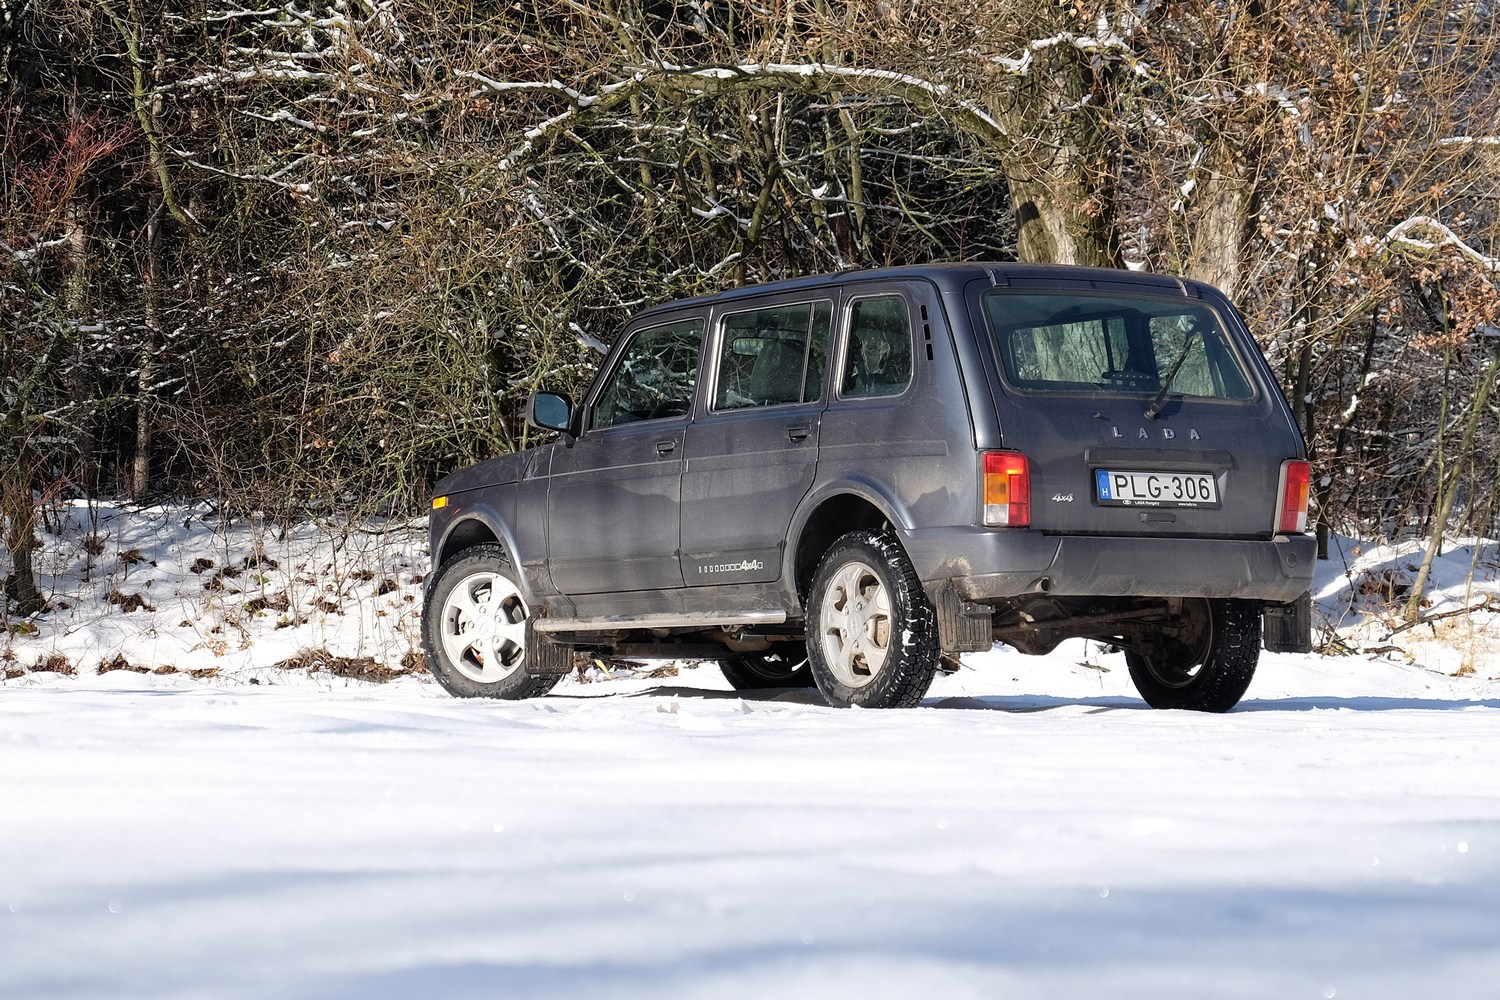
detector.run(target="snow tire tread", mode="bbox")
[806,530,940,709]
[1126,598,1260,713]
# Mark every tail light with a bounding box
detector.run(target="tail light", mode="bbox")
[1277,460,1311,533]
[983,451,1031,527]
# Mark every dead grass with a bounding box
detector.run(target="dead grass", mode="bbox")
[273,647,409,683]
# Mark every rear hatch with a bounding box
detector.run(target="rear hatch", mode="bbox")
[970,276,1304,540]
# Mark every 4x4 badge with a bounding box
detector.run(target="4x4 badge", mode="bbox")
[1052,493,1074,503]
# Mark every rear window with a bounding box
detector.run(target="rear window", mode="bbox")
[983,292,1255,400]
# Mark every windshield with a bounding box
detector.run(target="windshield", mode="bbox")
[983,291,1255,400]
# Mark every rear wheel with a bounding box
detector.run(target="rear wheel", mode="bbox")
[421,544,567,699]
[719,650,814,690]
[1126,599,1260,712]
[805,530,940,708]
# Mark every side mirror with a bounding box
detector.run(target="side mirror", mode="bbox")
[525,391,574,434]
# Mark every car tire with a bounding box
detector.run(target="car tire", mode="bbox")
[421,544,567,699]
[1125,598,1260,712]
[806,530,940,708]
[719,649,814,690]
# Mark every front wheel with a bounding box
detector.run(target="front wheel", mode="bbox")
[1125,598,1261,713]
[421,544,567,699]
[805,530,940,708]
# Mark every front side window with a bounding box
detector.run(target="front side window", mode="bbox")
[841,294,912,398]
[714,300,831,410]
[593,318,704,429]
[984,292,1254,400]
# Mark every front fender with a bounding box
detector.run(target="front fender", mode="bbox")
[429,500,544,611]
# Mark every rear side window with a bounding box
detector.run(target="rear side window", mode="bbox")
[714,300,831,409]
[593,318,704,429]
[984,292,1254,400]
[841,295,912,398]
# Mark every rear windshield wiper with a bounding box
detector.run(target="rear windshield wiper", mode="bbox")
[1145,330,1199,420]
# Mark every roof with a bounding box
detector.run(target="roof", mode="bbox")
[630,262,1206,323]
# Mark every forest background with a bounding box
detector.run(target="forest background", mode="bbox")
[3,0,1500,622]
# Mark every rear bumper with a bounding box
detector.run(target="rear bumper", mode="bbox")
[900,526,1316,604]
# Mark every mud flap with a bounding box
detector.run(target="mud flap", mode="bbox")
[1262,592,1312,653]
[526,619,576,675]
[935,582,994,654]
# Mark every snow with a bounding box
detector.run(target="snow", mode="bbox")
[4,502,1500,998]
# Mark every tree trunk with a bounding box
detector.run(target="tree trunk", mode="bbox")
[1183,140,1257,298]
[1007,170,1115,267]
[1404,350,1499,622]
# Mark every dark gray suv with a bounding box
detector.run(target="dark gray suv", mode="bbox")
[422,264,1315,712]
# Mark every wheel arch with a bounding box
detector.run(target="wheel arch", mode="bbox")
[432,506,539,607]
[789,482,906,602]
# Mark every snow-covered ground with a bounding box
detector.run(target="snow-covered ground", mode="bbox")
[4,501,1500,998]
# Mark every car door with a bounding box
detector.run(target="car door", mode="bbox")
[546,316,705,596]
[679,296,834,586]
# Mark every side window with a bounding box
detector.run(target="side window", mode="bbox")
[841,294,912,398]
[593,318,704,429]
[713,300,831,410]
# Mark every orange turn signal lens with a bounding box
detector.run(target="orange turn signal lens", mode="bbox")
[982,451,1031,528]
[432,496,448,511]
[1277,460,1310,533]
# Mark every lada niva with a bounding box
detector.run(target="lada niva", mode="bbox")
[423,264,1314,712]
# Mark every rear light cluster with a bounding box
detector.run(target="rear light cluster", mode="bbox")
[983,451,1031,527]
[1277,460,1311,533]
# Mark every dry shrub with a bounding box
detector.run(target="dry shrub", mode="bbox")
[189,558,215,574]
[153,664,178,675]
[1355,569,1412,605]
[401,649,430,674]
[189,667,220,679]
[4,666,24,680]
[106,588,156,613]
[32,653,75,674]
[245,593,291,614]
[98,653,149,674]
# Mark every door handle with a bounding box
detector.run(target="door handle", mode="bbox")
[786,424,811,442]
[655,440,677,456]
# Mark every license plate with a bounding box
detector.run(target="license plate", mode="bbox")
[1095,469,1219,508]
